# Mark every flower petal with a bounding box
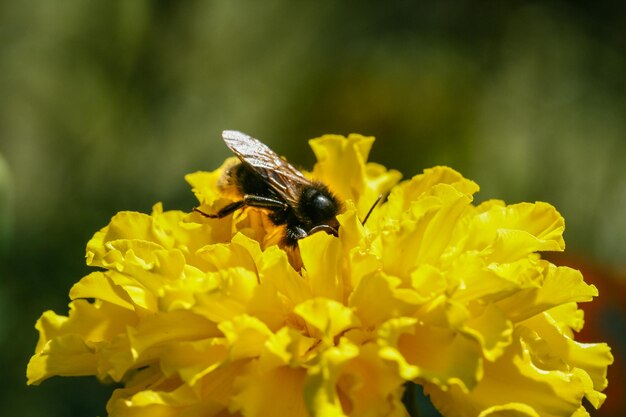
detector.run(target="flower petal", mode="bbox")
[218,315,273,361]
[303,341,359,417]
[232,363,309,417]
[294,298,359,343]
[299,232,344,301]
[349,271,423,328]
[27,334,97,384]
[424,329,590,417]
[381,183,472,277]
[378,317,482,391]
[496,264,598,323]
[310,134,375,203]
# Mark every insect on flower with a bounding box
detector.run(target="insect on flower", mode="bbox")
[194,130,380,246]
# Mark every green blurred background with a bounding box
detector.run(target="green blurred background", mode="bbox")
[1,1,625,416]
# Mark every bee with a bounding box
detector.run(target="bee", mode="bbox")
[194,130,346,247]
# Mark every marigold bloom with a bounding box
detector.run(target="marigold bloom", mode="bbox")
[27,134,612,417]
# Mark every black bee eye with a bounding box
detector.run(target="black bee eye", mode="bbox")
[300,187,338,223]
[312,194,334,217]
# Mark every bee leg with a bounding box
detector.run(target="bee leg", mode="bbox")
[240,195,289,211]
[193,200,245,218]
[308,224,339,237]
[193,195,287,219]
[284,226,308,246]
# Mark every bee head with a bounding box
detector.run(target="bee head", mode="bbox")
[299,184,341,226]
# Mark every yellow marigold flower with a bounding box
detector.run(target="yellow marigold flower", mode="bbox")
[27,134,613,417]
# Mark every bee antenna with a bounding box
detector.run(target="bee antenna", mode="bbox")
[361,194,384,226]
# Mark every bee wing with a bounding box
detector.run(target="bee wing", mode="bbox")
[222,130,311,206]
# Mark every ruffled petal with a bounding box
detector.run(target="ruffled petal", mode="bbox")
[378,317,483,391]
[27,333,98,384]
[349,271,423,328]
[231,363,309,417]
[294,298,359,343]
[303,340,359,417]
[424,328,593,417]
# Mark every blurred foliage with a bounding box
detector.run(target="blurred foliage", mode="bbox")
[0,1,624,416]
[0,154,11,254]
